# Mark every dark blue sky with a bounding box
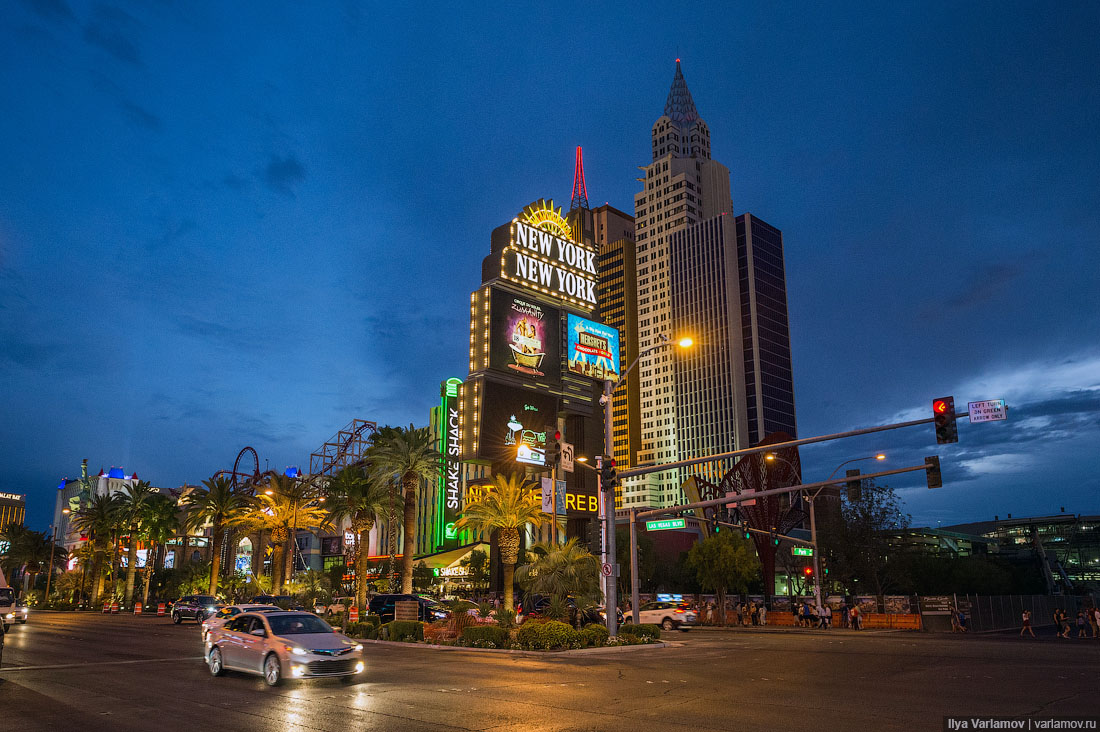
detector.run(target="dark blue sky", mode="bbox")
[2,1,1098,530]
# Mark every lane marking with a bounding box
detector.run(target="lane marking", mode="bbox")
[0,656,203,673]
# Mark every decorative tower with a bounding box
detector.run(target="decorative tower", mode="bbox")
[570,146,589,211]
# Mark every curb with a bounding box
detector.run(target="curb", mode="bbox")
[352,638,669,656]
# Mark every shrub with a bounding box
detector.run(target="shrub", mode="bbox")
[381,620,425,642]
[365,613,382,629]
[461,625,511,648]
[618,623,661,640]
[516,620,579,650]
[344,621,379,640]
[580,623,610,647]
[495,608,517,629]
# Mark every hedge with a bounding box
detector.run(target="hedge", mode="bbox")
[460,625,511,648]
[365,613,382,628]
[516,620,578,650]
[579,623,610,647]
[381,620,425,642]
[345,622,379,640]
[618,623,661,640]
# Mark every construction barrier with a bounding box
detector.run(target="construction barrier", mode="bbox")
[134,602,142,615]
[765,613,799,626]
[349,606,359,623]
[102,602,110,613]
[862,613,922,630]
[157,603,166,616]
[111,601,119,614]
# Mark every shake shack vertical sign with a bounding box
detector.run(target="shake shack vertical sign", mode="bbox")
[503,220,598,307]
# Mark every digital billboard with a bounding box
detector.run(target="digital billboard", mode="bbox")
[477,381,557,467]
[489,288,560,383]
[566,314,620,382]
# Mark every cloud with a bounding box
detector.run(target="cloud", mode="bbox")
[944,262,1023,309]
[118,98,161,131]
[83,4,143,68]
[263,154,306,196]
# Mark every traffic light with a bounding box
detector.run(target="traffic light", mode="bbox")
[925,455,942,489]
[803,566,813,579]
[599,458,618,491]
[845,469,862,502]
[771,529,780,546]
[933,397,958,445]
[545,428,562,469]
[741,520,751,540]
[584,519,601,552]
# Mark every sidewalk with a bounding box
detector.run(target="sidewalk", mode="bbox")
[688,624,909,636]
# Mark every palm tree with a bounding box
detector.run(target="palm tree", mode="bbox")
[453,473,553,610]
[368,425,443,593]
[70,492,123,604]
[254,473,330,593]
[516,538,602,611]
[117,480,159,607]
[182,476,250,596]
[0,525,67,595]
[324,465,392,611]
[140,493,180,609]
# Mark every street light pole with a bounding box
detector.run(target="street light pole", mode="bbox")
[44,523,59,606]
[600,334,693,636]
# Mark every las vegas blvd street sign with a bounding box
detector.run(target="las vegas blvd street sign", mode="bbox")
[646,518,686,531]
[792,546,814,557]
[967,399,1007,423]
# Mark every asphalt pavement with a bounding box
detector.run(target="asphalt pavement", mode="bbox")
[1,611,1097,731]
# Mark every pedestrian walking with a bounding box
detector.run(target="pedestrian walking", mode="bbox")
[850,605,862,630]
[1054,609,1070,638]
[822,604,832,629]
[750,601,759,626]
[1091,607,1100,638]
[1020,609,1036,637]
[1076,611,1087,638]
[839,601,849,629]
[759,603,767,626]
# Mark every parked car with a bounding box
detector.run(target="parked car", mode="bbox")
[319,597,355,616]
[249,595,306,611]
[367,594,449,622]
[201,604,282,641]
[629,601,696,631]
[516,595,621,627]
[205,611,364,686]
[172,595,222,624]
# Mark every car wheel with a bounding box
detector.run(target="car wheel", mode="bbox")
[195,611,204,623]
[662,618,676,631]
[172,613,182,625]
[263,654,283,687]
[17,617,27,625]
[208,647,225,677]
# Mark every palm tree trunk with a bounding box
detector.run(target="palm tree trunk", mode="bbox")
[499,528,520,610]
[356,525,371,612]
[399,478,417,594]
[284,530,295,589]
[250,531,263,578]
[208,522,223,596]
[502,562,515,610]
[142,540,156,609]
[124,529,138,607]
[271,542,284,592]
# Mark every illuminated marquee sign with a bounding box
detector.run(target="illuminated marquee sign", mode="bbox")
[438,378,464,548]
[490,289,560,383]
[500,201,598,308]
[566,314,620,382]
[0,492,23,501]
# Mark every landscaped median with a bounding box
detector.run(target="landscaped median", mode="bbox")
[343,617,667,653]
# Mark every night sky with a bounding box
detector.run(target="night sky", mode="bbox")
[3,1,1098,531]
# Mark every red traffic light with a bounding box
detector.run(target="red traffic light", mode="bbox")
[553,430,561,441]
[933,399,949,414]
[803,566,813,576]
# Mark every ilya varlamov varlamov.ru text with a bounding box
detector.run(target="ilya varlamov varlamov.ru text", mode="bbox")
[946,720,1097,730]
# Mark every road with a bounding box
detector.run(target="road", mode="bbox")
[1,612,1097,731]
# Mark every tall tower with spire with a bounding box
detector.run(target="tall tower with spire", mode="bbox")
[623,60,735,510]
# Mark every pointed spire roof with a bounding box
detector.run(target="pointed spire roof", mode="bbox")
[664,58,700,125]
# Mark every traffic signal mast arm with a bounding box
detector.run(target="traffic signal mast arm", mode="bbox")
[616,413,972,481]
[633,463,933,521]
[682,515,816,547]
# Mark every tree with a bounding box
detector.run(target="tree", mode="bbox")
[182,476,251,595]
[252,473,330,593]
[685,532,759,625]
[0,525,66,595]
[140,493,181,608]
[324,464,392,611]
[117,480,159,607]
[516,538,602,613]
[70,492,123,604]
[818,480,911,596]
[459,549,489,589]
[453,473,552,610]
[367,425,443,593]
[615,527,657,595]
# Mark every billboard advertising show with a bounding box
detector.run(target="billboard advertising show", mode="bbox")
[566,313,620,382]
[477,381,557,467]
[490,288,560,383]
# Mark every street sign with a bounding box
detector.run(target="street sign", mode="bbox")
[967,399,1007,423]
[792,546,814,557]
[600,562,613,577]
[561,441,574,473]
[645,518,686,531]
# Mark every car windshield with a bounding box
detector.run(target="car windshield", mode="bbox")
[0,588,14,602]
[196,596,218,604]
[268,614,333,635]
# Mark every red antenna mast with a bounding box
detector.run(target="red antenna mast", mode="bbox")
[570,146,589,211]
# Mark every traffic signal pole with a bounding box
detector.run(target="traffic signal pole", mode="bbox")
[601,378,618,637]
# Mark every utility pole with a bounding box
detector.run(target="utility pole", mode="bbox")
[44,523,59,605]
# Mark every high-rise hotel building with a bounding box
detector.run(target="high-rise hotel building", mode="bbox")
[622,61,796,508]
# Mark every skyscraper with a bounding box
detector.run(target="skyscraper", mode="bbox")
[626,61,734,508]
[625,61,796,508]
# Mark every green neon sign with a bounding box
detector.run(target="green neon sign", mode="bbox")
[792,546,814,557]
[444,522,457,540]
[645,518,686,531]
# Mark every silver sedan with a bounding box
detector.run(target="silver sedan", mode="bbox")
[205,611,364,686]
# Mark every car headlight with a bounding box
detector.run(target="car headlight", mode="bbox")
[354,661,364,673]
[4,613,13,619]
[206,606,216,612]
[291,665,305,677]
[287,646,308,656]
[353,644,363,652]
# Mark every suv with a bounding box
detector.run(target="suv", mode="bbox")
[320,597,355,616]
[0,588,16,631]
[172,595,222,624]
[633,600,696,631]
[249,595,306,611]
[367,594,449,622]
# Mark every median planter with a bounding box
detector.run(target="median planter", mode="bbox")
[380,620,425,642]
